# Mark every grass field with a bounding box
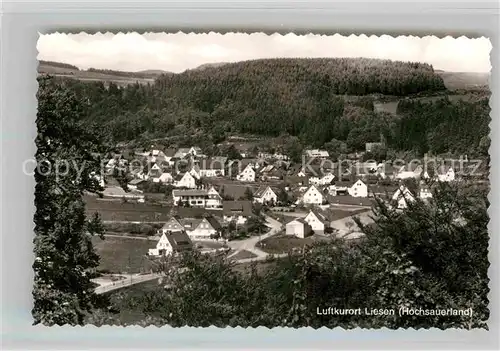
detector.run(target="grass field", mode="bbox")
[92,236,154,274]
[257,234,332,254]
[85,196,172,222]
[437,71,490,90]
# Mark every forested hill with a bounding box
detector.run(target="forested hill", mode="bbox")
[157,57,446,97]
[45,57,490,157]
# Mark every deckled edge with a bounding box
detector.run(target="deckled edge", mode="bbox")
[33,31,494,332]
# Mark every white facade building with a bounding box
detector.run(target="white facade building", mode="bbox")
[175,172,197,189]
[253,186,278,204]
[348,179,368,198]
[236,164,256,182]
[301,185,324,205]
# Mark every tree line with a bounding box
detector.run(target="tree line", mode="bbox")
[43,57,489,159]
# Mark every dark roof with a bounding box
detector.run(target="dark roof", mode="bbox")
[205,216,223,231]
[223,201,253,216]
[172,189,208,197]
[309,209,333,223]
[179,218,203,230]
[164,148,177,157]
[333,180,352,188]
[128,179,145,185]
[254,186,278,198]
[165,231,193,252]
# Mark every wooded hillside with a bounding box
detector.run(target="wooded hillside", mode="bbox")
[42,57,490,157]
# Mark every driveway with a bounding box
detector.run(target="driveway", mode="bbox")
[227,215,282,259]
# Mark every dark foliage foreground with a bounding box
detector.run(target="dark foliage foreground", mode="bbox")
[89,182,489,329]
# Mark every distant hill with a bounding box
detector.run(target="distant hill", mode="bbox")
[38,60,157,86]
[436,71,490,90]
[190,62,230,72]
[137,69,173,77]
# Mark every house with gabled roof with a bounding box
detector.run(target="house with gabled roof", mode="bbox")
[253,186,278,205]
[303,209,333,234]
[285,218,312,239]
[419,184,433,200]
[148,231,193,256]
[147,162,162,179]
[189,164,202,180]
[223,200,253,224]
[174,146,206,159]
[172,187,222,208]
[348,179,368,198]
[300,185,325,206]
[392,185,416,209]
[436,165,455,182]
[236,163,256,182]
[156,172,174,184]
[187,216,223,240]
[174,172,197,189]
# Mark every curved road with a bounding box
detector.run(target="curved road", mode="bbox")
[94,215,283,294]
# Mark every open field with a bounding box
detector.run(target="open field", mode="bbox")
[38,62,163,87]
[257,234,333,255]
[92,236,153,274]
[436,71,490,90]
[85,196,172,221]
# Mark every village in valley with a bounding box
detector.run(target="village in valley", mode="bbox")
[89,138,485,293]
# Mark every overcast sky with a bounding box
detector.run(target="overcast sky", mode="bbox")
[37,32,492,73]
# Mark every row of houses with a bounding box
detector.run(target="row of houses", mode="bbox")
[284,183,436,239]
[148,200,254,256]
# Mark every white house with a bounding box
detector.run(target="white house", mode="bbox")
[206,186,223,208]
[158,217,185,234]
[185,217,223,240]
[157,172,174,184]
[285,218,312,239]
[305,149,329,159]
[301,185,325,206]
[147,149,167,164]
[253,186,278,204]
[174,146,205,159]
[189,165,202,180]
[437,166,455,182]
[303,209,330,234]
[174,172,197,189]
[172,189,209,207]
[236,164,256,182]
[223,201,253,225]
[419,185,433,200]
[392,185,416,209]
[309,172,335,186]
[348,179,368,198]
[148,231,193,257]
[198,158,225,178]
